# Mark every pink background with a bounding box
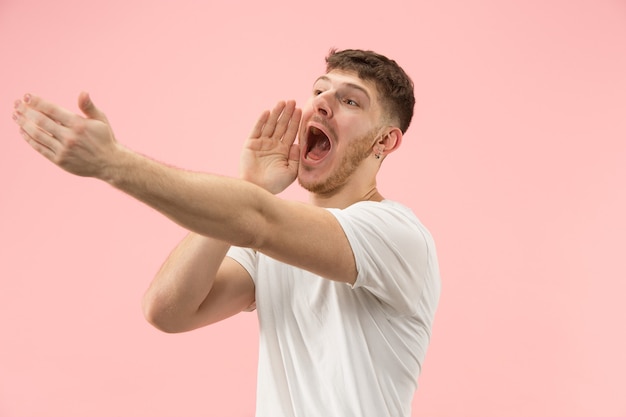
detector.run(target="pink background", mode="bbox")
[1,0,625,416]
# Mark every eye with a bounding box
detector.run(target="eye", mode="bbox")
[345,98,359,107]
[313,89,324,96]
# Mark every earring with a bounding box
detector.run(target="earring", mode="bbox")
[374,152,381,160]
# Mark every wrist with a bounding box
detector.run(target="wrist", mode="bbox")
[100,143,137,186]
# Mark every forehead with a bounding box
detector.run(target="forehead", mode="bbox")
[315,70,379,101]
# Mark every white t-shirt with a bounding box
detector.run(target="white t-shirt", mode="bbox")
[227,200,440,417]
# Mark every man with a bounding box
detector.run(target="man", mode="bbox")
[13,49,440,417]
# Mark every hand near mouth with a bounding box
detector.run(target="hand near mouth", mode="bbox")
[239,100,302,194]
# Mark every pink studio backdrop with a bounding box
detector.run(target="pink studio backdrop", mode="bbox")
[1,1,625,416]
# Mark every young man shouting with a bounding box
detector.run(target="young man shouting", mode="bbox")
[13,49,441,417]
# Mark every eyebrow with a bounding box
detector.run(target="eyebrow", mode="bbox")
[314,75,372,102]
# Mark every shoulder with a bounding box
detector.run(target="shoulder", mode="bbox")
[329,200,429,237]
[329,199,437,265]
[331,199,417,218]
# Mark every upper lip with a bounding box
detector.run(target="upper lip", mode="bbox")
[305,119,333,149]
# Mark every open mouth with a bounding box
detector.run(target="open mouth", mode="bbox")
[305,126,332,161]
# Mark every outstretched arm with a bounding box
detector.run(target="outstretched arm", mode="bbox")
[12,94,356,283]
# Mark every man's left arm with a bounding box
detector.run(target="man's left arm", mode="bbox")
[13,93,358,284]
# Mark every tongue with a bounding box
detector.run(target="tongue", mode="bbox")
[308,137,331,160]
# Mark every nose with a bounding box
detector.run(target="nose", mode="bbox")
[312,91,333,119]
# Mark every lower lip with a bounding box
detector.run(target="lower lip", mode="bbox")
[302,152,329,166]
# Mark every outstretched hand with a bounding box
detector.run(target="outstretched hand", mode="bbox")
[13,92,119,179]
[240,101,302,194]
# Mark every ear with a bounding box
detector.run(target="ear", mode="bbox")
[376,127,403,158]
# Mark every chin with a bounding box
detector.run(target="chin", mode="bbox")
[297,174,343,196]
[298,175,327,194]
[297,175,320,193]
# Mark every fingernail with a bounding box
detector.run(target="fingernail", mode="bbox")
[14,100,20,109]
[24,94,31,103]
[12,112,18,121]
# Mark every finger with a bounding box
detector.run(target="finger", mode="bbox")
[13,106,63,153]
[280,106,301,146]
[288,142,301,163]
[261,101,286,138]
[250,110,270,138]
[14,102,69,143]
[21,93,78,127]
[20,128,57,161]
[272,101,297,141]
[78,92,109,123]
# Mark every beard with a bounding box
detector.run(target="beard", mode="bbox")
[298,128,378,195]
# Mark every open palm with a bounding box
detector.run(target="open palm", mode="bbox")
[240,101,302,194]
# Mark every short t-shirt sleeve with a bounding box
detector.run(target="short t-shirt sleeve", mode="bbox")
[328,201,434,317]
[226,246,258,284]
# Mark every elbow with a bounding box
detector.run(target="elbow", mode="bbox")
[141,292,187,334]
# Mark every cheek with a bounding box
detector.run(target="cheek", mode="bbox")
[341,123,372,142]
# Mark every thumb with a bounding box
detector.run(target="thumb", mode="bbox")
[78,91,108,122]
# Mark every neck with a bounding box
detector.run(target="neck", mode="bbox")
[308,185,383,209]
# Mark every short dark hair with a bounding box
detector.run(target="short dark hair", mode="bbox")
[325,49,415,133]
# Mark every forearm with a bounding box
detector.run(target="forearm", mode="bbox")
[142,232,230,331]
[14,93,292,249]
[103,144,270,247]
